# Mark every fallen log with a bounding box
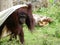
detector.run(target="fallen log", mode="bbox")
[33,14,53,27]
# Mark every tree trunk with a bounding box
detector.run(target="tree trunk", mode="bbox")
[0,0,13,11]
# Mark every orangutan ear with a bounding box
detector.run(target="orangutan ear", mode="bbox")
[26,3,32,9]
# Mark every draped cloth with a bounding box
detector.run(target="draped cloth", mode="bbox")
[0,4,27,26]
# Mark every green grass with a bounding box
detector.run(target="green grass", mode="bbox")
[0,4,60,45]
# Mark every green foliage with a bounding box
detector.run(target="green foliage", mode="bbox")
[49,0,54,3]
[55,30,60,38]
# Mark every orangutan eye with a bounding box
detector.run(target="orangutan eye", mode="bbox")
[19,15,26,18]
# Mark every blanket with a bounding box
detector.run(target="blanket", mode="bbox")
[0,4,27,26]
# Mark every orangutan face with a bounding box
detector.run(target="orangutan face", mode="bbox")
[19,12,27,24]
